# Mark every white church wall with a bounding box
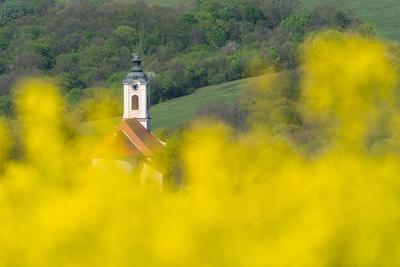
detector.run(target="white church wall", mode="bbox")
[140,162,163,192]
[91,159,137,174]
[123,80,149,129]
[91,159,163,191]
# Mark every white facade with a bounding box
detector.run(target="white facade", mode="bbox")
[123,80,149,129]
[92,159,163,191]
[140,162,163,192]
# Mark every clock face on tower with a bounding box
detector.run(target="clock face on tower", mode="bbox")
[131,83,139,91]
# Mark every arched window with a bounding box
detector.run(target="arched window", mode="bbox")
[131,95,139,110]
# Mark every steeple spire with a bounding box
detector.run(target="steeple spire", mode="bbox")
[131,54,143,72]
[124,54,148,83]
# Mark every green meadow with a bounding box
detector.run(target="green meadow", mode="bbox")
[150,75,259,129]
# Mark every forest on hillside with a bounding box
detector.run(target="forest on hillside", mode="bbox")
[0,0,369,117]
[2,1,400,265]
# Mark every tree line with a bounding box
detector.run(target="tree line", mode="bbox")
[0,0,368,117]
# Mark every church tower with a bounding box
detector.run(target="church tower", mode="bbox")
[123,54,150,130]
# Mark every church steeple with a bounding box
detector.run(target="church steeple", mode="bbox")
[124,54,148,83]
[123,54,150,130]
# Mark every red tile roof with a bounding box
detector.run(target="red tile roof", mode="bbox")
[117,118,164,157]
[92,118,164,159]
[94,131,143,159]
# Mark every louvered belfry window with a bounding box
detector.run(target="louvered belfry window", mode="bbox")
[131,95,139,110]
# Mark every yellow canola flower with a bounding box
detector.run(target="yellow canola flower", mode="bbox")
[301,31,398,143]
[0,31,399,267]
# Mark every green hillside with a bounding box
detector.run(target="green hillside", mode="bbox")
[302,0,400,41]
[150,75,261,129]
[143,0,400,42]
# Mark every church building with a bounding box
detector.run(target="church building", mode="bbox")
[93,54,165,189]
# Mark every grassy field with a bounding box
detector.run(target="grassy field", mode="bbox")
[150,75,260,129]
[302,0,400,42]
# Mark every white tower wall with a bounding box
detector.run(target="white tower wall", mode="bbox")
[123,55,150,130]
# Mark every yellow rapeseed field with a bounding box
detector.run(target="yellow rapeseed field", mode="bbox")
[0,31,399,267]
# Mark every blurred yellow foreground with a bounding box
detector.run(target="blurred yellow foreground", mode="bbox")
[0,31,399,267]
